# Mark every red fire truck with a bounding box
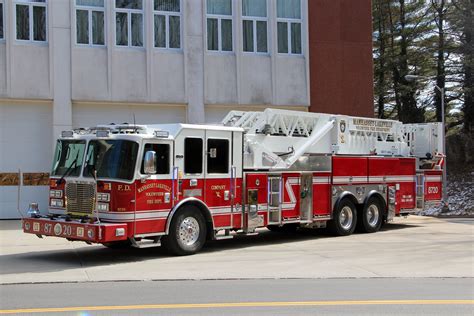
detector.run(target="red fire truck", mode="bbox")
[22,109,444,255]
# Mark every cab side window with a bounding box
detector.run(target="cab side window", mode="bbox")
[184,138,203,174]
[141,144,170,174]
[207,139,229,174]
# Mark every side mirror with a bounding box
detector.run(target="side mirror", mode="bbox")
[144,151,157,174]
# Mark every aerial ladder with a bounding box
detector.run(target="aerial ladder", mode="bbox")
[222,108,442,170]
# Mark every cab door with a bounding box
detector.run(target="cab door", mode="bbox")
[135,140,173,234]
[174,129,206,203]
[205,130,233,228]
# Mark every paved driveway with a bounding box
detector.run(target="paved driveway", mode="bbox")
[0,216,472,284]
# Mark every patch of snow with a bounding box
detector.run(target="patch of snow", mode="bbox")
[418,172,474,217]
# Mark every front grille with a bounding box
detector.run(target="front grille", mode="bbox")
[66,182,96,214]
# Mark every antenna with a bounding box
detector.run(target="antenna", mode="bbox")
[133,113,137,133]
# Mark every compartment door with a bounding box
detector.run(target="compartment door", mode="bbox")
[300,173,313,221]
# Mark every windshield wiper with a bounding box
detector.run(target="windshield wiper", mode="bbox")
[84,155,97,181]
[56,153,79,185]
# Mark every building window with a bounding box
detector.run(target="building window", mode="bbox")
[76,0,105,46]
[206,0,233,52]
[276,0,301,54]
[154,0,181,49]
[15,0,47,42]
[0,0,4,40]
[115,0,143,47]
[242,0,267,53]
[184,138,203,174]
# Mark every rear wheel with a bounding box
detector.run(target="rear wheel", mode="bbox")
[162,206,207,256]
[328,199,357,236]
[357,197,383,233]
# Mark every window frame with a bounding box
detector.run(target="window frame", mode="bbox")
[241,0,268,54]
[114,0,145,48]
[184,137,204,175]
[206,138,230,175]
[0,0,4,41]
[74,0,106,47]
[14,0,48,44]
[206,0,233,53]
[140,143,172,176]
[276,0,303,56]
[153,0,182,51]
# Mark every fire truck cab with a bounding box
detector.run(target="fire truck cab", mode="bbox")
[22,109,444,255]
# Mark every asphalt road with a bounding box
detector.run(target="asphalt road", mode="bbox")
[0,278,473,315]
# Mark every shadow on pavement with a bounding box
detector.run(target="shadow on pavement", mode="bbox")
[379,222,422,232]
[0,223,419,276]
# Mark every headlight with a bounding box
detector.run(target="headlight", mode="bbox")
[97,193,110,202]
[50,199,64,208]
[97,203,109,212]
[49,190,63,198]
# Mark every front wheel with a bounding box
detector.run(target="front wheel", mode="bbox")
[328,199,357,236]
[162,206,207,256]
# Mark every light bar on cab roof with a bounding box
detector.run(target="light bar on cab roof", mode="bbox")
[96,130,110,138]
[61,130,74,138]
[154,130,169,138]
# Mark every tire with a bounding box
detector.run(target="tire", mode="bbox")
[267,223,299,233]
[162,206,207,256]
[102,240,132,249]
[357,197,384,233]
[328,199,357,236]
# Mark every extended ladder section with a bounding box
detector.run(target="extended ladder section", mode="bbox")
[222,108,415,169]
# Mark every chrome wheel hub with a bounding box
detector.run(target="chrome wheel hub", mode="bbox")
[339,206,354,230]
[367,204,380,227]
[179,217,200,246]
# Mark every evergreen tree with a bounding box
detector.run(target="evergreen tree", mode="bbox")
[373,0,434,123]
[450,0,474,132]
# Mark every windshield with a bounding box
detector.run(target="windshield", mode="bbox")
[83,140,139,181]
[51,140,86,177]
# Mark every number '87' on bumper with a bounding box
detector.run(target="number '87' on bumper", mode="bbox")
[22,218,128,243]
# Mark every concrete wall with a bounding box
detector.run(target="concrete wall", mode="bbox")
[69,0,310,111]
[72,102,187,127]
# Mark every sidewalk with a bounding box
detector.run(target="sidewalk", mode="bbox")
[0,216,473,284]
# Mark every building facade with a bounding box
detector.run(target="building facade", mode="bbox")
[0,0,373,219]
